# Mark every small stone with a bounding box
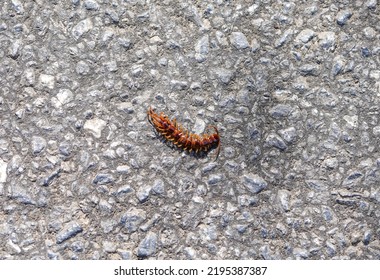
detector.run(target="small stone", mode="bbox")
[103,241,117,253]
[9,183,35,204]
[366,0,377,9]
[31,136,47,154]
[76,61,90,75]
[318,32,336,50]
[243,174,268,194]
[116,165,131,174]
[39,74,55,89]
[84,118,107,138]
[269,104,292,119]
[84,0,99,10]
[7,239,22,254]
[293,247,309,259]
[230,32,249,49]
[56,222,83,244]
[215,31,228,46]
[299,64,319,76]
[71,241,84,252]
[295,29,315,44]
[275,29,293,48]
[343,115,358,129]
[202,162,217,174]
[41,169,61,187]
[0,159,7,183]
[8,40,21,59]
[361,47,371,57]
[363,27,376,40]
[331,55,346,76]
[193,118,206,134]
[336,10,353,26]
[104,60,117,74]
[277,189,291,211]
[342,171,363,187]
[21,68,36,86]
[118,250,132,260]
[120,207,147,233]
[72,18,93,40]
[152,179,165,195]
[278,127,297,144]
[184,247,197,259]
[323,158,338,169]
[100,219,117,234]
[321,206,337,223]
[118,37,132,49]
[106,9,120,23]
[363,230,372,245]
[265,133,287,151]
[136,185,151,203]
[140,213,161,232]
[59,142,71,156]
[325,241,336,256]
[56,89,74,106]
[170,80,188,90]
[276,222,287,236]
[11,0,24,14]
[137,232,157,258]
[214,68,234,84]
[93,173,114,185]
[195,35,209,55]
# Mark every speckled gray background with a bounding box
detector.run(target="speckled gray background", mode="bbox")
[0,0,379,260]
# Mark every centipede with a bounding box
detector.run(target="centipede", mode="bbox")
[147,107,221,160]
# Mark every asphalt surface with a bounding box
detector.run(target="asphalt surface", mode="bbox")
[0,0,379,259]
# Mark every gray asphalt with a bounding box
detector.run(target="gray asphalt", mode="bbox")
[0,0,379,259]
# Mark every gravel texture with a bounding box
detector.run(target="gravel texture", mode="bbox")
[0,0,380,260]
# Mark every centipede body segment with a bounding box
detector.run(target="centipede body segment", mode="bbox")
[147,107,220,160]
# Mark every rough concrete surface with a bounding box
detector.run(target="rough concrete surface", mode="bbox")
[0,0,379,260]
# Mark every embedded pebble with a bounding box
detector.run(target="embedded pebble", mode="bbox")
[31,136,47,155]
[84,0,99,10]
[56,222,83,244]
[277,189,291,211]
[11,0,24,14]
[103,241,117,253]
[295,29,315,44]
[56,89,74,106]
[269,104,293,119]
[318,32,336,50]
[195,34,209,55]
[278,127,297,144]
[120,208,147,233]
[137,232,157,258]
[336,10,353,26]
[0,159,7,183]
[39,74,55,89]
[243,174,268,194]
[72,18,93,40]
[230,32,249,49]
[152,179,165,195]
[21,68,36,86]
[84,118,107,138]
[265,133,287,151]
[136,185,152,203]
[214,68,234,84]
[93,173,114,185]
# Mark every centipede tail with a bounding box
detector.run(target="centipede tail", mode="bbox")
[147,107,220,160]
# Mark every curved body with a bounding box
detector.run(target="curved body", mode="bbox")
[147,107,220,160]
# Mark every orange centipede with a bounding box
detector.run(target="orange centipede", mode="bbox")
[147,107,221,160]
